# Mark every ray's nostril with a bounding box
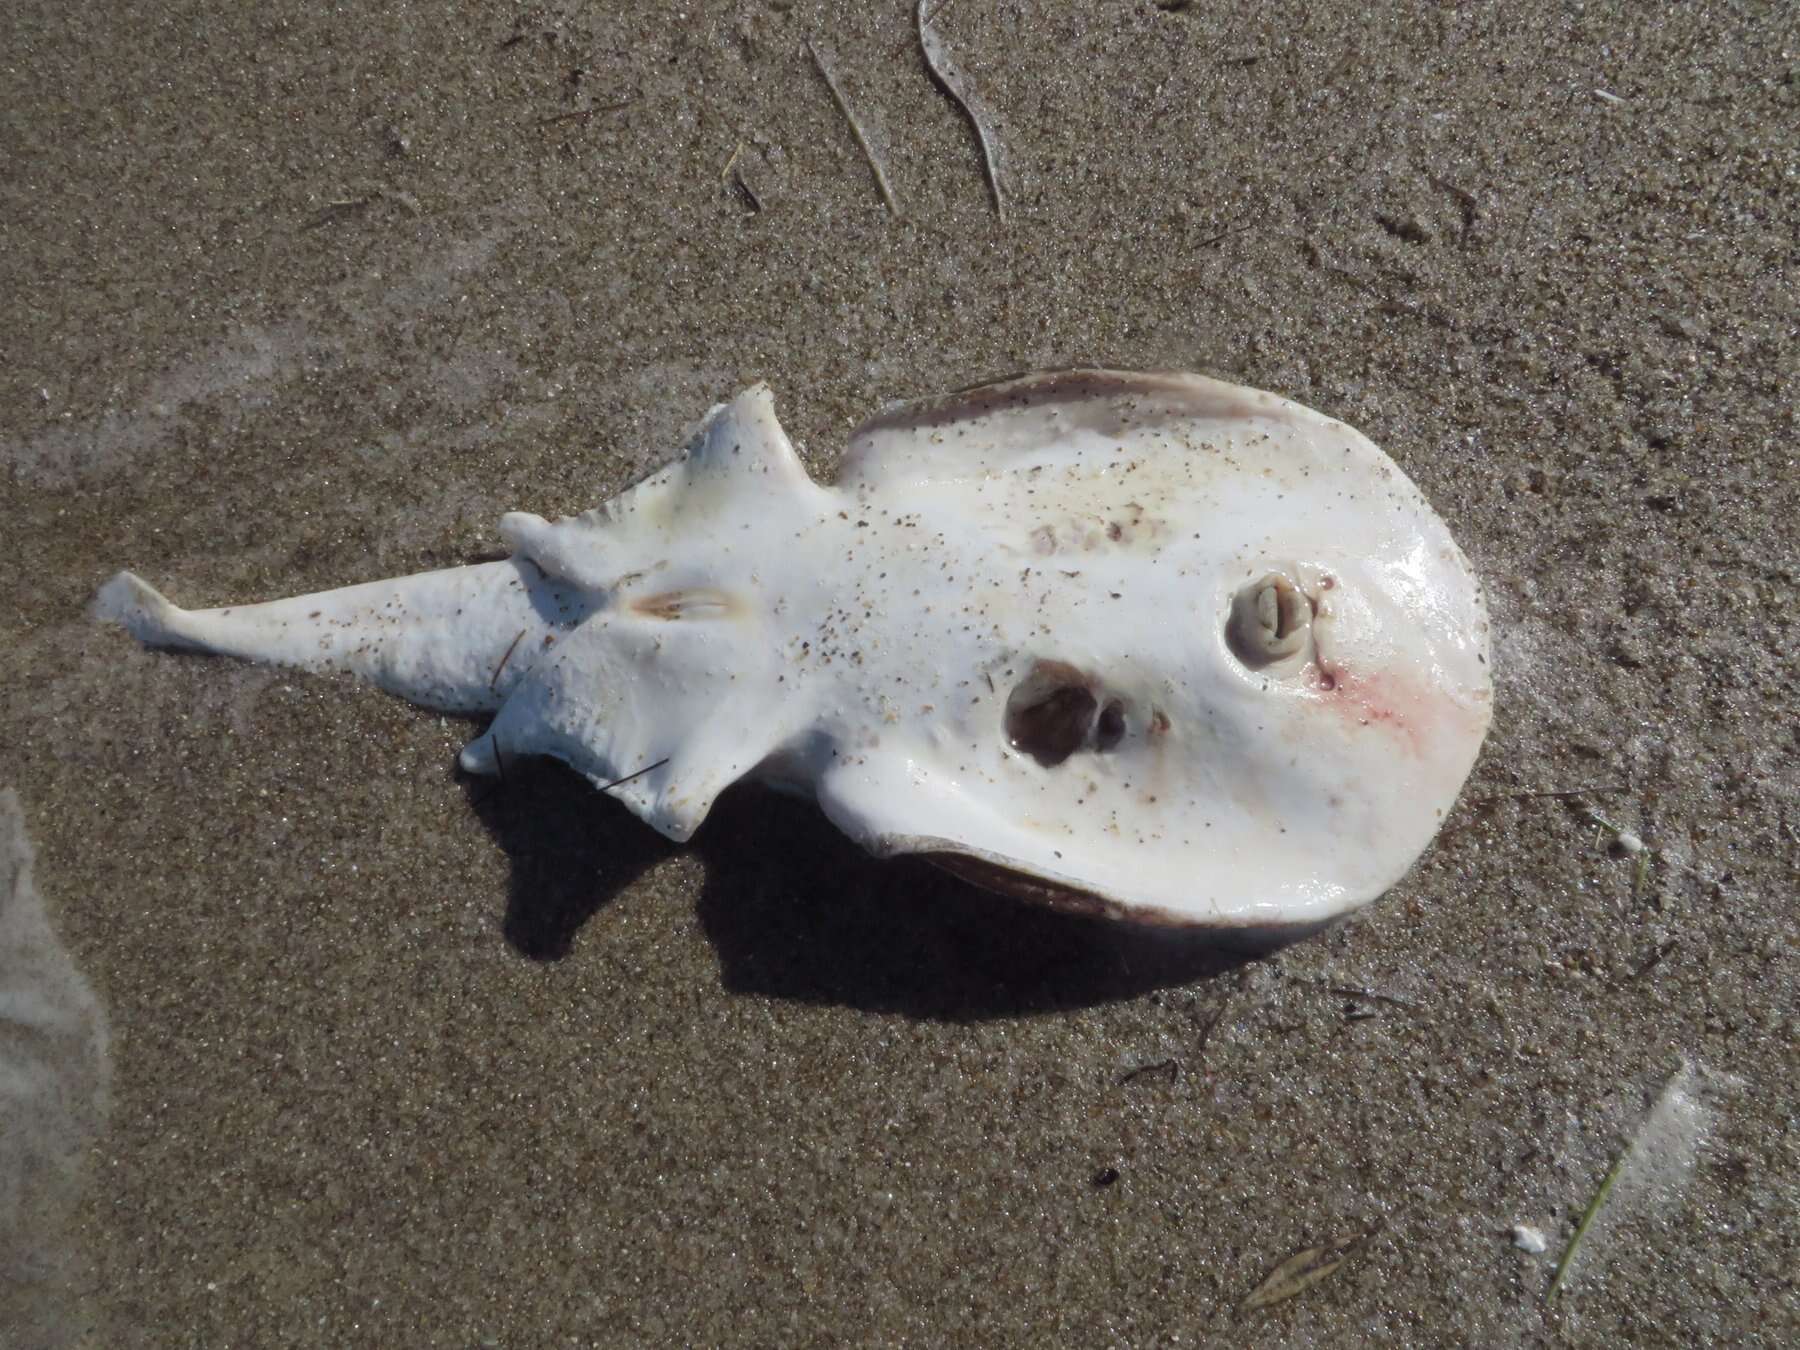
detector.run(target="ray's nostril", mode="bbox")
[1004,661,1098,768]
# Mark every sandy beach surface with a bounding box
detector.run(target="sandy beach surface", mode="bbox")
[3,1,1795,1344]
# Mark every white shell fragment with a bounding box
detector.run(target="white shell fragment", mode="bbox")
[1511,1224,1549,1254]
[97,371,1492,936]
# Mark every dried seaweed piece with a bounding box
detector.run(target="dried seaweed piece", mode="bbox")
[916,0,1006,220]
[807,40,903,216]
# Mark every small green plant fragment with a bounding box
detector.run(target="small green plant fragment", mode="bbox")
[1545,1061,1728,1300]
[1547,1150,1628,1300]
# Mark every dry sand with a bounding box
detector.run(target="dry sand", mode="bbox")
[2,0,1795,1344]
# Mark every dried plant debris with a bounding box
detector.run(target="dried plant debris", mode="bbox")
[0,789,111,1347]
[1117,1057,1180,1086]
[917,0,1007,220]
[1240,1230,1372,1313]
[533,98,632,130]
[302,187,422,230]
[1547,1061,1740,1300]
[720,141,765,213]
[1288,974,1422,1014]
[807,40,903,216]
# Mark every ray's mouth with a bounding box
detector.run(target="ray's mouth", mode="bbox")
[1226,570,1318,670]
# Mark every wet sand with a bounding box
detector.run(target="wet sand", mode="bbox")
[2,1,1794,1344]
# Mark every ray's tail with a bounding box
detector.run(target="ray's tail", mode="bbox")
[94,559,595,715]
[94,572,208,651]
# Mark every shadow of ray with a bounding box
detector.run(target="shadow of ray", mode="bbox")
[465,758,1258,1014]
[461,754,674,961]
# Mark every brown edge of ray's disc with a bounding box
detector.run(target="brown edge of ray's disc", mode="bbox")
[854,368,1265,438]
[919,850,1336,950]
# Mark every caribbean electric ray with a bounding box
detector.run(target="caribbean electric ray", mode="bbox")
[97,370,1492,937]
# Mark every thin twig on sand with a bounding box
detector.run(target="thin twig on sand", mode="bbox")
[534,99,633,129]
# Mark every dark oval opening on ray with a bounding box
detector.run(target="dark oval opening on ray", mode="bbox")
[1005,661,1098,767]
